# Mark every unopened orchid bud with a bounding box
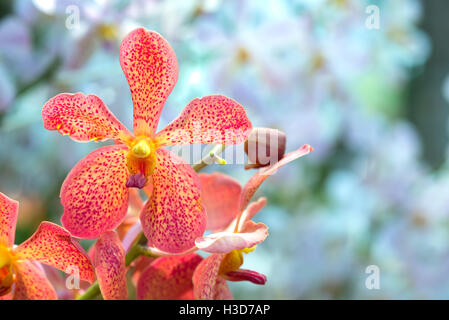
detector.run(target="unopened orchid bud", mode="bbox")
[244,128,286,169]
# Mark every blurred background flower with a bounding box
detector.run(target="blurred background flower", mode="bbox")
[1,0,448,299]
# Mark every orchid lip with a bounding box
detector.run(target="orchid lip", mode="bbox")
[224,268,267,285]
[126,173,147,189]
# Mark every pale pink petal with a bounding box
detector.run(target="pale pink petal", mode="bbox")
[122,221,142,253]
[137,253,202,300]
[94,231,128,300]
[225,197,267,233]
[0,192,18,247]
[60,145,130,239]
[242,198,267,224]
[42,93,132,143]
[195,221,268,254]
[240,145,313,211]
[14,222,95,283]
[144,246,198,257]
[156,95,252,146]
[13,261,57,300]
[119,28,178,136]
[140,148,206,253]
[199,173,242,231]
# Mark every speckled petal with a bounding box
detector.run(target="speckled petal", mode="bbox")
[195,221,268,254]
[95,231,128,300]
[42,93,132,143]
[199,173,242,231]
[61,145,130,239]
[13,261,57,300]
[119,28,178,136]
[0,192,18,247]
[160,95,252,146]
[240,145,313,211]
[214,277,233,300]
[14,222,95,283]
[137,253,202,300]
[131,256,156,286]
[140,148,206,253]
[156,95,252,146]
[192,253,224,300]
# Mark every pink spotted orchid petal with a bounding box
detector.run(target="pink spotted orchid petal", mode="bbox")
[13,261,57,300]
[214,277,233,300]
[0,292,13,300]
[137,253,202,300]
[94,231,128,300]
[131,256,156,286]
[240,144,313,211]
[140,148,206,253]
[224,269,267,285]
[241,197,267,225]
[195,221,268,254]
[42,93,132,143]
[119,28,178,136]
[14,222,95,283]
[156,95,252,147]
[61,144,130,239]
[192,253,226,300]
[0,192,18,247]
[199,173,242,231]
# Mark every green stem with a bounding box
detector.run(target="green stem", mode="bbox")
[76,281,100,300]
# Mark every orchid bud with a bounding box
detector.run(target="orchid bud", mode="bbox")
[244,128,286,169]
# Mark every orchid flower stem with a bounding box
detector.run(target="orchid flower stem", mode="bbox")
[76,145,224,300]
[124,232,148,267]
[135,245,160,259]
[76,281,100,300]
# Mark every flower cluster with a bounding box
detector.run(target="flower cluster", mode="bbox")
[1,0,440,300]
[0,27,311,300]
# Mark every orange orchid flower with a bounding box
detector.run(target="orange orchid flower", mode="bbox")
[42,28,252,253]
[0,193,95,300]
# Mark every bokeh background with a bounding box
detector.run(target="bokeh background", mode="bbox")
[1,0,449,299]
